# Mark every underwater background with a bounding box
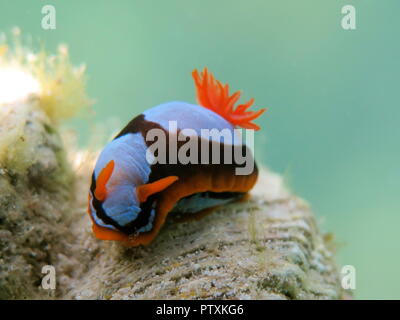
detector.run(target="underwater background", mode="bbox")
[1,0,399,299]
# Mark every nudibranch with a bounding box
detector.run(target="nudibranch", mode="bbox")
[88,68,266,246]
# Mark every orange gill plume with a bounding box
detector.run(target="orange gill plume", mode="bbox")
[192,67,266,130]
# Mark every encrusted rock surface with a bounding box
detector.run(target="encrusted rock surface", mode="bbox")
[67,168,344,300]
[0,100,77,299]
[0,37,91,299]
[0,99,345,300]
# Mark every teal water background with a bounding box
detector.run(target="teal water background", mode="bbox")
[1,0,399,299]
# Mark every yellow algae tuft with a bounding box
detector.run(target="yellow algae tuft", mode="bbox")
[32,44,92,121]
[0,29,92,174]
[0,29,92,121]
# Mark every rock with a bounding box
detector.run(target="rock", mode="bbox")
[0,99,76,299]
[0,99,344,300]
[67,168,345,300]
[0,36,91,299]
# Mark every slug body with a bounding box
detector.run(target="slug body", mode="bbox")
[88,68,266,246]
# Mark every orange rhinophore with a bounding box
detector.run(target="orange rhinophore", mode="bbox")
[94,160,114,201]
[136,176,179,203]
